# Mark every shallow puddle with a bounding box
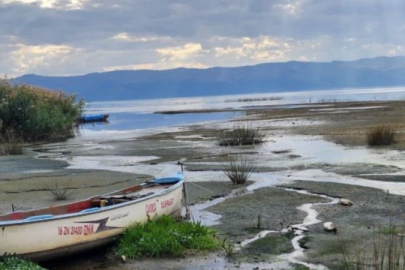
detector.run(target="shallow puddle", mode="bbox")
[257,135,405,169]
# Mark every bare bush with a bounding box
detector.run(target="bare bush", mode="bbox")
[49,180,73,201]
[223,155,256,184]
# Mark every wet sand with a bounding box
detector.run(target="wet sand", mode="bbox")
[208,187,329,243]
[3,99,405,269]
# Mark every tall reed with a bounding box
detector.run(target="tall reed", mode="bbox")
[340,224,405,270]
[0,79,84,142]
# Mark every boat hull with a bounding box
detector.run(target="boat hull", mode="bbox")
[78,114,109,123]
[0,181,183,261]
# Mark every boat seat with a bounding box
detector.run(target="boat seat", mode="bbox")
[80,208,100,214]
[25,214,53,221]
[139,192,155,198]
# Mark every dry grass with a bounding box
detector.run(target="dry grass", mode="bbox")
[340,224,405,270]
[0,129,23,155]
[367,126,396,146]
[223,155,256,184]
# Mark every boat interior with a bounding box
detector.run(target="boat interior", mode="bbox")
[0,178,180,223]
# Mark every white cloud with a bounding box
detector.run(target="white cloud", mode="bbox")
[110,33,132,41]
[213,36,293,61]
[273,0,304,16]
[362,43,404,56]
[1,0,405,76]
[110,33,171,43]
[9,44,77,75]
[103,43,210,72]
[67,0,87,9]
[0,0,87,9]
[157,43,208,61]
[0,0,55,8]
[103,63,158,72]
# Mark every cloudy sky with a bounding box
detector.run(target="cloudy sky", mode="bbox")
[1,0,404,77]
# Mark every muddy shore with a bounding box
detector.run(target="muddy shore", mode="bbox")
[280,181,405,270]
[3,99,405,269]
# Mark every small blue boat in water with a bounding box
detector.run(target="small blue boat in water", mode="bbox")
[79,114,109,123]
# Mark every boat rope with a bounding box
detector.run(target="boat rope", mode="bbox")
[187,181,217,194]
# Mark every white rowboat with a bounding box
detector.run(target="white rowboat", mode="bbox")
[0,172,185,260]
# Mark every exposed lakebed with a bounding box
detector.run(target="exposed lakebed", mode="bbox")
[3,96,405,269]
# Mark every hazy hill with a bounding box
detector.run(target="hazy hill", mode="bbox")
[14,56,405,101]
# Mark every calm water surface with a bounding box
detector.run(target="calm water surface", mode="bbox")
[81,87,405,134]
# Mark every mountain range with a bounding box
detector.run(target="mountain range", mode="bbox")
[13,56,405,101]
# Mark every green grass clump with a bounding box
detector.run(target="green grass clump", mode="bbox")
[115,215,219,259]
[218,124,265,146]
[378,225,404,235]
[367,126,396,146]
[0,256,45,270]
[0,79,83,142]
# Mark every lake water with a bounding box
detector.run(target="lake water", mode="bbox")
[79,111,241,132]
[81,86,405,134]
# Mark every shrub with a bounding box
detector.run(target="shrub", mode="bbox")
[367,126,396,146]
[223,155,256,184]
[115,215,219,259]
[49,180,73,201]
[0,79,83,142]
[217,124,265,146]
[0,256,45,270]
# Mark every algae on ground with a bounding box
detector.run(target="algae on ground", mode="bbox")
[207,187,329,243]
[242,232,295,256]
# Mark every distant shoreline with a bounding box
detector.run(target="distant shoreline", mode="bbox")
[14,56,405,102]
